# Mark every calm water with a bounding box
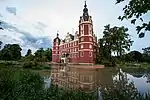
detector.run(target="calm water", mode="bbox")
[38,67,150,93]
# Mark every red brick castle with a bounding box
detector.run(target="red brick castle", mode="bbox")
[52,2,98,64]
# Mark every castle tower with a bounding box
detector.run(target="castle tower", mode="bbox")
[52,32,61,63]
[78,1,95,64]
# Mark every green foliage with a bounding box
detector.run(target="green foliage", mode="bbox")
[116,0,150,38]
[121,48,150,63]
[0,67,44,100]
[42,85,97,100]
[34,48,52,62]
[23,61,45,70]
[0,41,2,49]
[0,44,22,60]
[122,51,143,62]
[0,67,97,100]
[23,61,36,68]
[97,25,133,66]
[43,64,51,69]
[25,49,32,57]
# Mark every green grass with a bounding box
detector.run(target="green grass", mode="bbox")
[0,66,97,100]
[118,62,150,72]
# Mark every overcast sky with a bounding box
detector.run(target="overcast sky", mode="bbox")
[0,0,150,53]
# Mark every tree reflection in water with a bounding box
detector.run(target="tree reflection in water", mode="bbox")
[100,70,150,100]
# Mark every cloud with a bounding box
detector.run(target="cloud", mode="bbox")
[0,13,2,17]
[0,19,52,55]
[37,21,47,28]
[6,7,16,15]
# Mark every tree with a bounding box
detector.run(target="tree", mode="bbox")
[34,48,47,62]
[9,44,22,60]
[142,46,150,56]
[44,48,52,61]
[25,49,32,57]
[142,47,150,63]
[116,0,150,38]
[0,44,22,60]
[126,51,142,62]
[111,26,133,57]
[0,21,3,30]
[0,41,2,49]
[98,24,133,63]
[34,48,52,62]
[0,48,12,60]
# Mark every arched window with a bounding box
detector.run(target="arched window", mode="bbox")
[89,51,92,57]
[80,51,84,57]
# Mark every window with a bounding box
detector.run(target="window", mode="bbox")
[81,38,84,42]
[89,44,92,49]
[81,45,83,49]
[80,52,84,57]
[89,51,92,57]
[89,38,92,41]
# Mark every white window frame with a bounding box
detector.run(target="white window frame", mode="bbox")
[81,45,83,49]
[89,44,92,49]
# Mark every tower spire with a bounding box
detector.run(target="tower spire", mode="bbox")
[57,30,59,37]
[84,0,87,8]
[83,1,89,21]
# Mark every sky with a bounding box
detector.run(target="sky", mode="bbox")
[0,0,150,54]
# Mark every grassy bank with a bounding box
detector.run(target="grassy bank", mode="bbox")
[0,60,51,70]
[118,62,150,71]
[0,66,97,100]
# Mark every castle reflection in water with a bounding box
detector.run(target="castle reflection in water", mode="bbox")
[51,65,117,92]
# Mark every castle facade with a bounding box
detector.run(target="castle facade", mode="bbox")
[52,2,98,64]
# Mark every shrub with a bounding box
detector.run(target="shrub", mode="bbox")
[0,67,97,100]
[23,61,34,68]
[43,64,51,70]
[0,67,44,99]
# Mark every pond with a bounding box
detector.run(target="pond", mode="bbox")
[37,66,150,93]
